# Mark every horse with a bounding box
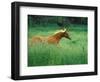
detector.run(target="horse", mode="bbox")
[29,28,71,45]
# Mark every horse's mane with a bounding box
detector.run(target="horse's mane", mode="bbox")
[54,29,66,34]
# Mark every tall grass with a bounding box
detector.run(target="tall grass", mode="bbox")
[28,24,88,66]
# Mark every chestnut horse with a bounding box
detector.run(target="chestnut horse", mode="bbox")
[30,29,71,45]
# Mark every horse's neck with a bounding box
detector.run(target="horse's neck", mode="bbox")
[50,33,63,41]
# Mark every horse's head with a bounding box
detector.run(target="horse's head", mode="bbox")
[62,28,71,40]
[54,28,71,40]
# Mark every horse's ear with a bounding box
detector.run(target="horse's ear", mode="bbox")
[63,28,66,32]
[66,27,70,32]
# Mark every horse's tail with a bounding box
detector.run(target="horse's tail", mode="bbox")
[28,38,32,47]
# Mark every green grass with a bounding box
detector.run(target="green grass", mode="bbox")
[28,24,88,66]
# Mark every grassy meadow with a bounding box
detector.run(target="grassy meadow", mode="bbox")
[28,24,88,66]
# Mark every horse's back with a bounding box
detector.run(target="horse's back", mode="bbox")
[31,36,43,43]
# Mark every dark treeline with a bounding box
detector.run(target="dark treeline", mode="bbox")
[28,15,87,28]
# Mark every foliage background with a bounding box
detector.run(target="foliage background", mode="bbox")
[28,15,87,27]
